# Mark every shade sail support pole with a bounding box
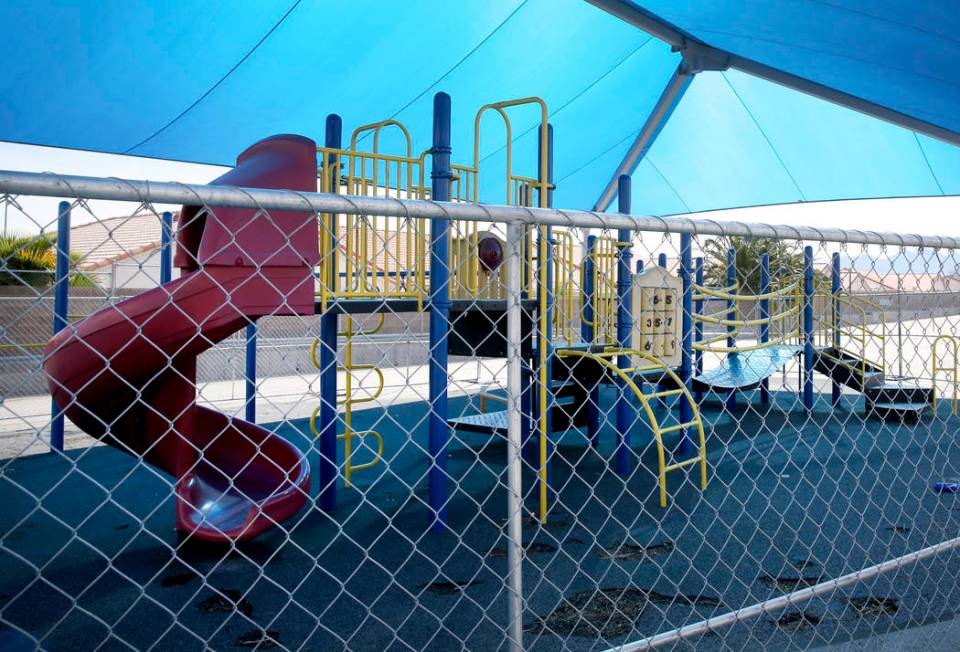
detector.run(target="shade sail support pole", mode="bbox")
[592,48,724,213]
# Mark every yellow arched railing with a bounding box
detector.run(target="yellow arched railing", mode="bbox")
[932,335,959,416]
[310,314,386,487]
[317,118,428,310]
[692,279,802,353]
[555,348,708,512]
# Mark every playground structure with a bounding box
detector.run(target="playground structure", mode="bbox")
[38,92,951,545]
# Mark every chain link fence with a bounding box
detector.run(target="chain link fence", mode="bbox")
[2,167,960,652]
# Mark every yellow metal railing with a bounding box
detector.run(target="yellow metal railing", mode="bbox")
[556,348,708,510]
[932,335,959,415]
[816,290,886,380]
[310,315,385,487]
[692,279,802,353]
[317,119,429,309]
[579,237,622,346]
[553,230,578,344]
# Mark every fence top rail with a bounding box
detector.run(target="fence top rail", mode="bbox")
[2,169,959,249]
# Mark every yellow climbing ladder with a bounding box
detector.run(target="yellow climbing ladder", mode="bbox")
[555,348,708,509]
[310,315,385,487]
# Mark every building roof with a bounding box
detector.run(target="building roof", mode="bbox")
[71,212,178,271]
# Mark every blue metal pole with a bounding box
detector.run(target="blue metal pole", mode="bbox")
[615,175,633,476]
[831,252,842,407]
[582,235,599,448]
[678,232,694,455]
[429,92,452,531]
[803,246,815,412]
[694,257,704,402]
[658,252,668,269]
[636,260,644,275]
[245,323,257,423]
[539,124,556,493]
[50,201,71,452]
[759,253,770,405]
[318,114,341,511]
[726,248,737,411]
[160,211,173,285]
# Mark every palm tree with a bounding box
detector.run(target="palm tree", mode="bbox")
[0,232,94,288]
[702,236,806,294]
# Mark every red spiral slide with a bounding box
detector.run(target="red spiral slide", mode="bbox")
[44,135,319,542]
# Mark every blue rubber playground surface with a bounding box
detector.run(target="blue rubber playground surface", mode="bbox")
[3,388,960,650]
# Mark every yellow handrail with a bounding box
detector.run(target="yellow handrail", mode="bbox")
[932,335,959,416]
[693,280,802,354]
[824,290,887,380]
[557,348,708,510]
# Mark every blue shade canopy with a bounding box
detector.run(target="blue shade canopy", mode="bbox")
[1,0,958,215]
[589,0,960,144]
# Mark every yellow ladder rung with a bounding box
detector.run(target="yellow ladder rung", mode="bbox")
[664,456,704,473]
[644,389,684,400]
[659,421,700,435]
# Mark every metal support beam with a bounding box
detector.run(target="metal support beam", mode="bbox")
[585,0,960,148]
[593,64,695,212]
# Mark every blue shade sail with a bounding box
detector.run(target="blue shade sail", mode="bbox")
[1,0,958,213]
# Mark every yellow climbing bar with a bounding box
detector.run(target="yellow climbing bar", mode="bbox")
[556,348,708,510]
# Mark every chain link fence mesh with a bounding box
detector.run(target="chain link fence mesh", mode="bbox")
[1,175,960,651]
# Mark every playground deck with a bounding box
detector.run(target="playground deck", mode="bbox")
[3,388,959,651]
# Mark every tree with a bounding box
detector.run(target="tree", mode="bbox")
[701,236,806,294]
[0,232,94,288]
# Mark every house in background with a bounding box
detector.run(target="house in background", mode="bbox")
[71,212,180,291]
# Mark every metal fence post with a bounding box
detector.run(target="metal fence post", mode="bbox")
[803,246,815,412]
[505,219,524,652]
[50,201,71,452]
[429,91,452,531]
[245,323,257,423]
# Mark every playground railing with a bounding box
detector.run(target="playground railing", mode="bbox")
[5,168,960,652]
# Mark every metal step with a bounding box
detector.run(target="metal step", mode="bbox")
[865,379,932,420]
[448,395,578,435]
[814,346,884,391]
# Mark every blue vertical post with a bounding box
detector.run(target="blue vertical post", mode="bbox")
[160,211,173,285]
[658,253,668,269]
[538,124,556,493]
[318,114,341,511]
[582,235,600,448]
[759,253,771,405]
[50,202,71,452]
[726,248,737,411]
[694,257,704,402]
[678,233,694,455]
[615,175,633,475]
[429,92,452,531]
[636,260,644,275]
[245,323,257,423]
[803,246,815,412]
[831,252,842,407]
